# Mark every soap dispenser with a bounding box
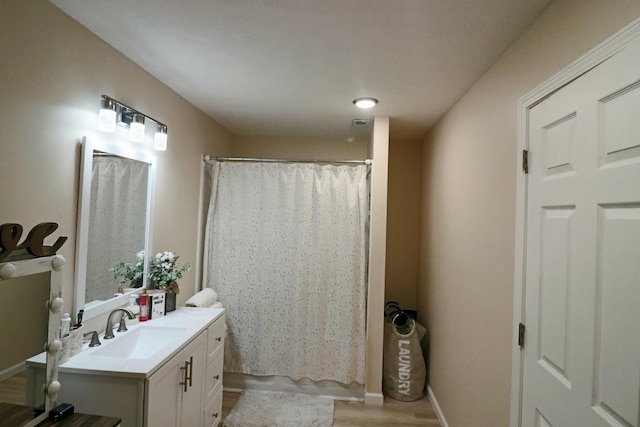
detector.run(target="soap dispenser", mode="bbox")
[127,295,140,325]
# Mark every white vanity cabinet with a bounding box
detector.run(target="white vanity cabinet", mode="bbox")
[54,307,225,427]
[146,331,207,426]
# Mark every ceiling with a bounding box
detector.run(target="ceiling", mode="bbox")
[50,0,550,141]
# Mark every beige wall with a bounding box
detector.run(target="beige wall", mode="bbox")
[0,0,233,337]
[417,1,640,426]
[385,139,422,309]
[230,135,369,160]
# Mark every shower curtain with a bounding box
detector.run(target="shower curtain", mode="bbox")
[204,160,368,384]
[86,156,148,302]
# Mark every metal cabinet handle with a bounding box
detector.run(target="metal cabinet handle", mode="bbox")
[214,374,220,380]
[215,336,221,342]
[180,360,189,392]
[179,356,194,392]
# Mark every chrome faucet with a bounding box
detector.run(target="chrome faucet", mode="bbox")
[104,308,135,340]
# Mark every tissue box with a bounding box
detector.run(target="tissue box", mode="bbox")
[149,291,166,319]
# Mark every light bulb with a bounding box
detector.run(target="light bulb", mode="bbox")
[129,114,145,142]
[353,97,379,109]
[99,98,117,132]
[154,125,168,151]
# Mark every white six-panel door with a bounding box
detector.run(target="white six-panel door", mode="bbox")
[522,34,640,427]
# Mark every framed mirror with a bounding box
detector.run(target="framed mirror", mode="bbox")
[0,254,65,427]
[75,136,156,321]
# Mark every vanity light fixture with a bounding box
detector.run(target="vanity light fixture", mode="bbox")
[352,97,379,109]
[98,95,168,150]
[154,124,168,151]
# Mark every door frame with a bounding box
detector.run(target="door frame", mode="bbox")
[510,17,640,427]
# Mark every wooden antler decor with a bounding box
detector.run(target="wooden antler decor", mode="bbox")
[0,222,68,261]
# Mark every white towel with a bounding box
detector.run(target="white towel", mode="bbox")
[185,288,218,307]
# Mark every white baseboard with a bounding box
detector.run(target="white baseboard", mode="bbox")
[0,362,25,382]
[427,386,449,427]
[364,392,384,405]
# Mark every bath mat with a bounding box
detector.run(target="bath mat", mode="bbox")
[223,389,334,427]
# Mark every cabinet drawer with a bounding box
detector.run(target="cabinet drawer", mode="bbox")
[204,387,223,427]
[207,315,226,365]
[205,352,224,403]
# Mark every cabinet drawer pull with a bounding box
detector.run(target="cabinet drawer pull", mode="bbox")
[215,336,222,342]
[179,360,189,392]
[187,356,193,387]
[213,412,219,419]
[214,374,220,380]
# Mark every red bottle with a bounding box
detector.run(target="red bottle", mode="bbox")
[139,292,149,322]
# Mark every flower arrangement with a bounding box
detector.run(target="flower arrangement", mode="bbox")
[111,250,145,287]
[149,251,192,293]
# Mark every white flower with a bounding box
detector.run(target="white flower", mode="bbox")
[148,249,191,289]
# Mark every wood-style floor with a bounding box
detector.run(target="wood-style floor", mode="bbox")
[0,372,26,406]
[2,373,441,426]
[222,391,442,426]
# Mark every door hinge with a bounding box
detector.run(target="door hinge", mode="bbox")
[522,150,529,174]
[518,322,525,348]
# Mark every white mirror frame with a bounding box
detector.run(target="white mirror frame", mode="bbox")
[75,136,156,321]
[0,254,65,427]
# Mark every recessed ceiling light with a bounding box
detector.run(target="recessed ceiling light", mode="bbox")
[353,97,378,109]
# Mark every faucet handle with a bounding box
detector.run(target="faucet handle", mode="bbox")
[83,331,101,347]
[117,317,128,333]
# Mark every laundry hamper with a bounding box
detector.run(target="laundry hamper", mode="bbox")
[382,303,427,401]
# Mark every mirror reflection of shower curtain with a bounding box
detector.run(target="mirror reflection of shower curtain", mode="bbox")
[204,160,368,384]
[86,156,148,302]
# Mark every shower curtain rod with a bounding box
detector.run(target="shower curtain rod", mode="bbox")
[203,155,372,165]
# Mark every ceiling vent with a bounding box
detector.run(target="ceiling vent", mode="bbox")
[351,118,371,128]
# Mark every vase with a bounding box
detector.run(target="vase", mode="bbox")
[165,289,177,312]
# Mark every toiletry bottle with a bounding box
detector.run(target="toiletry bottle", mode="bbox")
[139,291,149,322]
[60,312,71,337]
[127,295,140,325]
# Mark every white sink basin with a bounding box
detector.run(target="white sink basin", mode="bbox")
[91,326,187,359]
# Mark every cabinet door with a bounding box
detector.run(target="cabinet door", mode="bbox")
[180,332,207,427]
[146,351,184,427]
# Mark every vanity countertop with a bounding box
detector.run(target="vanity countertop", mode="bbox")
[47,306,224,379]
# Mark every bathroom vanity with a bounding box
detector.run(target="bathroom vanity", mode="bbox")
[51,307,225,427]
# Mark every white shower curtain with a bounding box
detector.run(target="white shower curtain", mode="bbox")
[204,160,368,384]
[86,156,148,302]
